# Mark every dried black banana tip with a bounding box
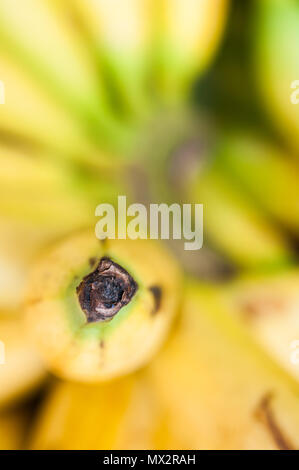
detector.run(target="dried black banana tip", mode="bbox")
[77,257,138,323]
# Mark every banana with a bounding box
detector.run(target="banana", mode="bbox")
[30,282,299,449]
[188,163,293,270]
[0,54,108,168]
[0,141,127,230]
[30,375,164,450]
[146,282,299,449]
[216,132,299,234]
[68,0,154,120]
[154,0,229,104]
[0,0,128,151]
[254,0,299,153]
[0,312,46,409]
[25,231,181,382]
[219,270,299,383]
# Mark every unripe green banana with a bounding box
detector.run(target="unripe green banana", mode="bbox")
[220,270,299,383]
[0,312,46,409]
[0,54,108,167]
[0,0,129,151]
[68,0,154,120]
[25,231,181,382]
[154,0,230,104]
[216,132,299,234]
[29,282,299,450]
[254,0,299,153]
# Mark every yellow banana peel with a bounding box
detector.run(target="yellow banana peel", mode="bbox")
[254,0,299,153]
[154,0,229,103]
[25,231,181,382]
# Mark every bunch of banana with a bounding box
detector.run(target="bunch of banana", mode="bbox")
[30,281,299,450]
[0,54,106,168]
[253,0,299,153]
[219,269,299,384]
[66,0,229,116]
[25,230,181,381]
[0,139,129,234]
[0,0,132,152]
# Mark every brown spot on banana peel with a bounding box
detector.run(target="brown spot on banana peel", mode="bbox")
[149,286,162,314]
[255,393,294,450]
[76,257,138,323]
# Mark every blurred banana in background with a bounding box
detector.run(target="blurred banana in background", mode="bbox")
[67,0,154,120]
[216,132,299,235]
[154,0,229,104]
[0,55,106,167]
[220,270,299,383]
[30,376,162,450]
[188,164,292,270]
[0,0,130,152]
[254,0,299,153]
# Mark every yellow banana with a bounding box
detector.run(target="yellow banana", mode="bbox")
[0,142,127,230]
[220,270,299,383]
[0,54,107,168]
[189,165,292,270]
[154,0,229,103]
[0,313,46,409]
[217,132,299,234]
[25,231,181,382]
[29,282,299,449]
[146,282,299,449]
